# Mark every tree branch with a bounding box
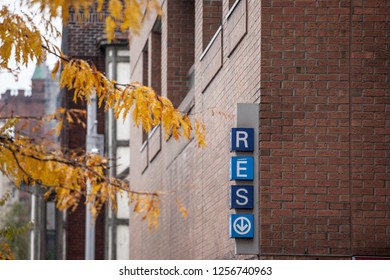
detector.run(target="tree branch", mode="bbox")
[0,136,158,198]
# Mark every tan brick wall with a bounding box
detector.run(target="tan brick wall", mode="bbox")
[129,0,260,259]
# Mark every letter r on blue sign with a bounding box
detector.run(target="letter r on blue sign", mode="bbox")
[231,128,254,152]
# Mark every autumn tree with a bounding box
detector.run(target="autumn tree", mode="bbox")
[0,0,206,249]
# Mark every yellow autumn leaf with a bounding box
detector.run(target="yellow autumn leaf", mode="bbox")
[51,60,60,80]
[105,16,116,42]
[181,115,192,140]
[195,119,207,148]
[109,0,123,20]
[176,197,188,219]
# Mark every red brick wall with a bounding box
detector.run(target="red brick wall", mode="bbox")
[166,0,195,107]
[65,199,106,260]
[64,7,106,58]
[350,1,390,256]
[260,0,390,258]
[203,0,223,50]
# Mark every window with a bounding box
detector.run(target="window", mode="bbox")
[105,44,131,176]
[147,20,162,162]
[200,0,223,92]
[142,42,149,144]
[104,43,131,260]
[149,19,162,96]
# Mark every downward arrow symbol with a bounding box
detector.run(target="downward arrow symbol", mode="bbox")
[233,216,251,235]
[236,219,248,232]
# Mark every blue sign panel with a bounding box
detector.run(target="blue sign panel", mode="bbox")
[230,185,254,209]
[231,128,254,152]
[230,156,254,181]
[229,214,254,238]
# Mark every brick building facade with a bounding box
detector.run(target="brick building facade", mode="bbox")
[259,0,390,258]
[61,9,107,260]
[128,0,390,259]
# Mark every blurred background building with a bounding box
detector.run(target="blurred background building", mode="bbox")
[0,63,61,259]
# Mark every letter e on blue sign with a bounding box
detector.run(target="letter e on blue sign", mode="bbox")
[230,185,254,209]
[230,156,254,181]
[231,128,254,152]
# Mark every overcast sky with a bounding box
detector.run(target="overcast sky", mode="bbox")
[0,0,61,96]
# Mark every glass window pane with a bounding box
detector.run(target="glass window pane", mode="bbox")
[117,193,130,219]
[118,50,130,57]
[116,225,129,260]
[107,62,113,80]
[46,202,56,230]
[116,115,130,141]
[117,62,130,84]
[116,146,130,175]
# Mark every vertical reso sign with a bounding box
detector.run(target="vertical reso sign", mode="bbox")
[229,103,259,255]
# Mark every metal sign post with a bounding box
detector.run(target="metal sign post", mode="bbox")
[229,103,259,255]
[85,95,104,260]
